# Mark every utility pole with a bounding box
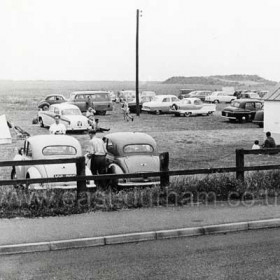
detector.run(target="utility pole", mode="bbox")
[135,9,140,116]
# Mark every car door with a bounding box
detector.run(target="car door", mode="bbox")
[73,94,87,112]
[161,97,171,112]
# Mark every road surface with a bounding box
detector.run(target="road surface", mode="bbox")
[1,228,280,279]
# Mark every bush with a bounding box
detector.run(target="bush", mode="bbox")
[1,170,280,218]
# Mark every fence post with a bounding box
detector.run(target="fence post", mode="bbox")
[160,152,170,187]
[76,156,87,200]
[236,149,244,181]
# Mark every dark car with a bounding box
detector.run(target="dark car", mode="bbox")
[253,109,264,127]
[68,91,113,115]
[38,94,67,110]
[221,99,263,122]
[103,132,162,188]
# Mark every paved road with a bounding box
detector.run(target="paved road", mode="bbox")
[2,228,280,280]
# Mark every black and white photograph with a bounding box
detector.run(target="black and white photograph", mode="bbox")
[1,0,280,279]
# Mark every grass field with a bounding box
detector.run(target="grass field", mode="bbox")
[0,80,278,180]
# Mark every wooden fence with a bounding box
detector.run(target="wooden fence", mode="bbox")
[0,148,280,197]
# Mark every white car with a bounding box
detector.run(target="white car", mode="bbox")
[205,91,236,103]
[38,103,90,131]
[170,98,216,117]
[142,95,179,114]
[11,135,95,189]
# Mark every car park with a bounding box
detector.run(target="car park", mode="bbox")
[142,95,179,114]
[253,108,264,127]
[11,134,95,190]
[169,97,216,117]
[205,91,236,103]
[38,103,90,131]
[221,99,263,122]
[103,132,163,188]
[38,94,67,110]
[68,91,113,115]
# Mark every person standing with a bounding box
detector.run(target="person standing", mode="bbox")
[49,115,66,135]
[87,129,107,176]
[121,101,134,122]
[86,107,96,128]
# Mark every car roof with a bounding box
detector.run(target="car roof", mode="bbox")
[182,97,201,101]
[50,103,80,110]
[234,98,263,103]
[27,135,82,156]
[71,91,109,95]
[45,94,65,98]
[106,132,157,147]
[155,95,177,98]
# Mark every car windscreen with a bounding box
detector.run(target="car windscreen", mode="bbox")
[42,145,77,156]
[123,144,154,153]
[232,101,241,108]
[61,109,82,115]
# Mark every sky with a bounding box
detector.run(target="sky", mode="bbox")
[1,0,280,81]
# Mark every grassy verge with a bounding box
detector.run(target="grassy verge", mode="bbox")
[1,170,280,218]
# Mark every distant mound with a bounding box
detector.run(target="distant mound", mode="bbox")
[163,75,277,86]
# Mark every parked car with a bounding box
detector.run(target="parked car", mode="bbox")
[253,109,264,127]
[221,99,263,122]
[128,91,156,113]
[169,98,216,117]
[38,103,90,131]
[118,90,136,102]
[181,90,212,101]
[38,94,67,111]
[238,92,261,99]
[103,132,163,188]
[142,95,179,114]
[178,89,195,99]
[11,134,95,190]
[205,91,236,103]
[68,91,113,115]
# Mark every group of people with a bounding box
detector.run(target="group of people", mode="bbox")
[252,131,277,150]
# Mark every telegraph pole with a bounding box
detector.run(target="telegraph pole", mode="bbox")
[135,9,140,116]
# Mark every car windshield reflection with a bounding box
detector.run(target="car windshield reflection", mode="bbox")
[42,145,77,156]
[123,144,154,153]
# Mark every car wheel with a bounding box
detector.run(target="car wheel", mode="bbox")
[230,99,235,103]
[214,100,219,104]
[42,105,49,111]
[171,104,178,110]
[184,112,191,117]
[39,118,44,127]
[155,110,161,115]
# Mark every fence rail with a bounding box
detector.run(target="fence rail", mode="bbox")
[1,148,280,194]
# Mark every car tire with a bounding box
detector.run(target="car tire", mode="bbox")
[184,112,191,117]
[214,100,219,104]
[171,104,178,110]
[42,105,49,111]
[39,118,44,128]
[155,110,161,115]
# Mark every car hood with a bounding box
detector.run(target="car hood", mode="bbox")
[122,155,160,173]
[223,106,242,112]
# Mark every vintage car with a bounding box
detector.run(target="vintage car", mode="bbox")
[238,92,261,99]
[38,94,67,110]
[253,109,264,127]
[128,91,156,113]
[68,91,113,115]
[221,99,263,122]
[103,132,163,188]
[169,98,216,117]
[118,90,136,102]
[180,90,212,101]
[38,103,90,131]
[142,95,179,114]
[11,135,95,189]
[205,91,236,103]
